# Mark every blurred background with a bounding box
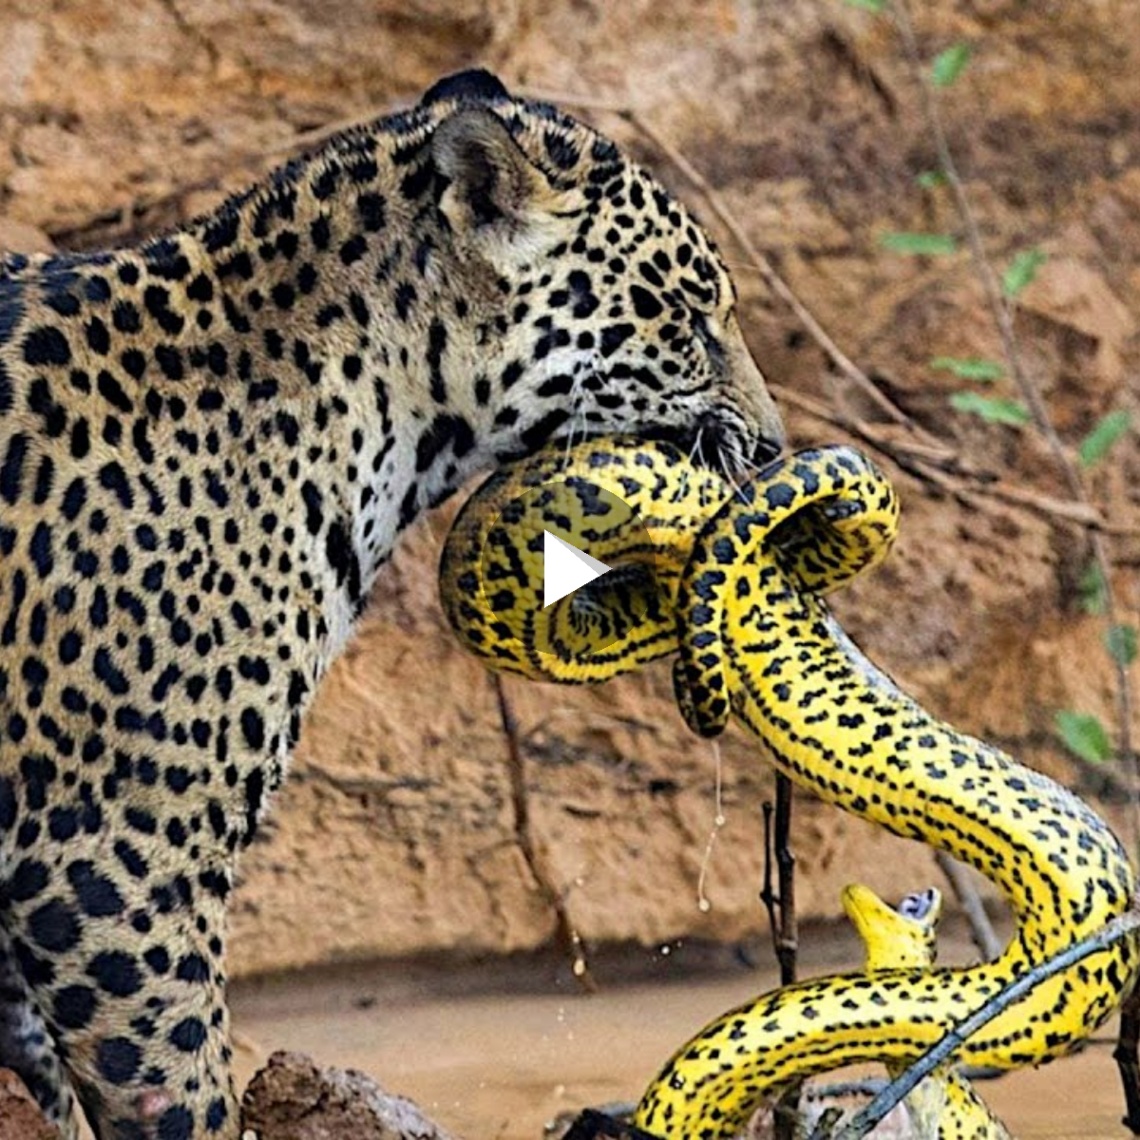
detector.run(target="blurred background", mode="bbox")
[1,1,1137,1135]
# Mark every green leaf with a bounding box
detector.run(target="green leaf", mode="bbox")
[843,0,885,9]
[932,44,972,87]
[1106,625,1138,666]
[1055,710,1113,765]
[1079,560,1107,616]
[916,169,947,189]
[1078,410,1132,468]
[1002,249,1046,297]
[949,391,1031,425]
[880,232,958,256]
[930,356,1005,381]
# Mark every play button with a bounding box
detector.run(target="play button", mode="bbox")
[543,531,614,608]
[471,475,660,661]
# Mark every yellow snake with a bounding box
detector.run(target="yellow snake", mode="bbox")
[439,437,1137,1138]
[843,883,1009,1140]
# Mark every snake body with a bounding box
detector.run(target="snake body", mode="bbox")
[439,437,1137,1138]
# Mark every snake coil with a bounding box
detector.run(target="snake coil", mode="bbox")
[440,437,1137,1138]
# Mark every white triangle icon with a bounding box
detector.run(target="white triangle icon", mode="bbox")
[543,531,614,609]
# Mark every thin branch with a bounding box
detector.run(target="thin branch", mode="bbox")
[758,788,799,984]
[772,382,1140,535]
[768,382,955,464]
[773,776,799,987]
[909,458,1112,530]
[827,901,1140,1140]
[290,762,436,798]
[493,675,596,992]
[760,776,800,1140]
[934,852,1003,962]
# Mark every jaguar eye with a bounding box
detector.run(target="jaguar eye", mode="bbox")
[690,312,723,361]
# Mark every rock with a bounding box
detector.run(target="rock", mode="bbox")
[0,1069,59,1140]
[241,1052,456,1140]
[0,219,53,255]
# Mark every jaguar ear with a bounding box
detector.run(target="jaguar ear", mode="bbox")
[431,107,560,237]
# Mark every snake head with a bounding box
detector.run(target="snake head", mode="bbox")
[672,655,729,738]
[671,539,735,737]
[842,883,943,972]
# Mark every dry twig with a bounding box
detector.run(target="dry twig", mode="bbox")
[760,777,800,1140]
[933,852,1003,962]
[759,779,800,988]
[493,675,596,992]
[772,382,1140,536]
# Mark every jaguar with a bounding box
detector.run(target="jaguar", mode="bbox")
[0,68,784,1139]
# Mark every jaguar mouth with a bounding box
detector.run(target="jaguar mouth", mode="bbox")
[501,409,784,483]
[637,412,784,482]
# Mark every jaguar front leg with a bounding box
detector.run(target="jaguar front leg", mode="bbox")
[0,925,76,1137]
[8,849,238,1140]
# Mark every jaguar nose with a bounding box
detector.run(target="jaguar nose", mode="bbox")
[690,410,785,478]
[752,432,784,468]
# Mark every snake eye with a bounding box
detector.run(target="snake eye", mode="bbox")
[898,889,937,921]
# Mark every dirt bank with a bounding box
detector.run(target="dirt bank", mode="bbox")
[0,0,1136,975]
